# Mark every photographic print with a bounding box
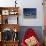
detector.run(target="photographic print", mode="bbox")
[23,8,37,18]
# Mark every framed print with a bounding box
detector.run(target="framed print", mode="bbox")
[2,10,9,15]
[23,8,37,18]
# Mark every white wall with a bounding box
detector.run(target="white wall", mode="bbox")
[0,0,44,26]
[18,0,44,26]
[0,0,15,7]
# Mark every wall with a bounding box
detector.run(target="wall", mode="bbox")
[0,0,44,26]
[18,0,44,26]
